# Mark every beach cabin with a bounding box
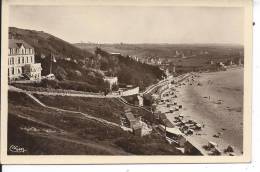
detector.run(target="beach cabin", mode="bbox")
[125,112,136,128]
[159,125,186,147]
[132,123,142,137]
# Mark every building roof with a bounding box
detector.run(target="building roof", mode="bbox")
[125,112,136,122]
[124,108,132,113]
[104,76,118,80]
[9,39,34,49]
[132,122,142,130]
[159,125,183,136]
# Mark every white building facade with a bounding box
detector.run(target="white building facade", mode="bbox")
[103,76,118,89]
[8,39,42,81]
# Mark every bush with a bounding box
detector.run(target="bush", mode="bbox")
[40,79,60,89]
[111,83,119,91]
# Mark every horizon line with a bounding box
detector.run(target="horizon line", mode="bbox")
[74,42,244,46]
[9,26,244,47]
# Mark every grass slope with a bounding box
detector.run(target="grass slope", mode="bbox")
[8,91,183,155]
[9,27,93,61]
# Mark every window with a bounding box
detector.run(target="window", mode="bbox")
[11,68,14,75]
[27,56,29,63]
[31,56,33,63]
[22,57,24,64]
[18,57,20,64]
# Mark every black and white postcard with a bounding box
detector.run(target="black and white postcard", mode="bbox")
[1,0,253,164]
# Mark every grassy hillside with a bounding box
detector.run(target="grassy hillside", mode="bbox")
[8,91,183,155]
[9,27,165,92]
[9,27,110,92]
[95,48,165,90]
[33,94,154,125]
[9,27,93,61]
[76,43,244,69]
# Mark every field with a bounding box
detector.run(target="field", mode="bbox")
[75,43,244,75]
[8,91,183,155]
[75,43,243,65]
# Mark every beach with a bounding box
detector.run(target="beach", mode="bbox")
[166,67,244,155]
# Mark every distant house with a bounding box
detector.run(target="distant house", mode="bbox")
[137,95,144,107]
[65,57,71,61]
[8,39,42,81]
[110,52,121,56]
[226,59,233,66]
[218,62,227,71]
[168,65,176,73]
[44,73,56,80]
[123,108,151,136]
[238,58,242,65]
[132,122,142,136]
[103,76,118,89]
[125,111,137,128]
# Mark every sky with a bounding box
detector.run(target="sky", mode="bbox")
[9,5,244,44]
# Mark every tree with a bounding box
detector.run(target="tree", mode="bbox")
[112,83,119,91]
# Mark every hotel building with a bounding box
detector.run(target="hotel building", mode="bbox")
[8,39,42,81]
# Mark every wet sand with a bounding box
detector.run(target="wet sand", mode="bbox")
[168,68,244,155]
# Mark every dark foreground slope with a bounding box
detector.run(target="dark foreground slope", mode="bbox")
[8,91,183,155]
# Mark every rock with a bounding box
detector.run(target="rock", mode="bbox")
[224,145,234,153]
[213,134,219,138]
[217,132,223,135]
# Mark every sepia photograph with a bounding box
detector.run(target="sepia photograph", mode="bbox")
[1,0,252,164]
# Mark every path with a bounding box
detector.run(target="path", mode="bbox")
[24,92,121,128]
[9,85,120,98]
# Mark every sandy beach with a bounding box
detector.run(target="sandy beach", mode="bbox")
[166,67,244,155]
